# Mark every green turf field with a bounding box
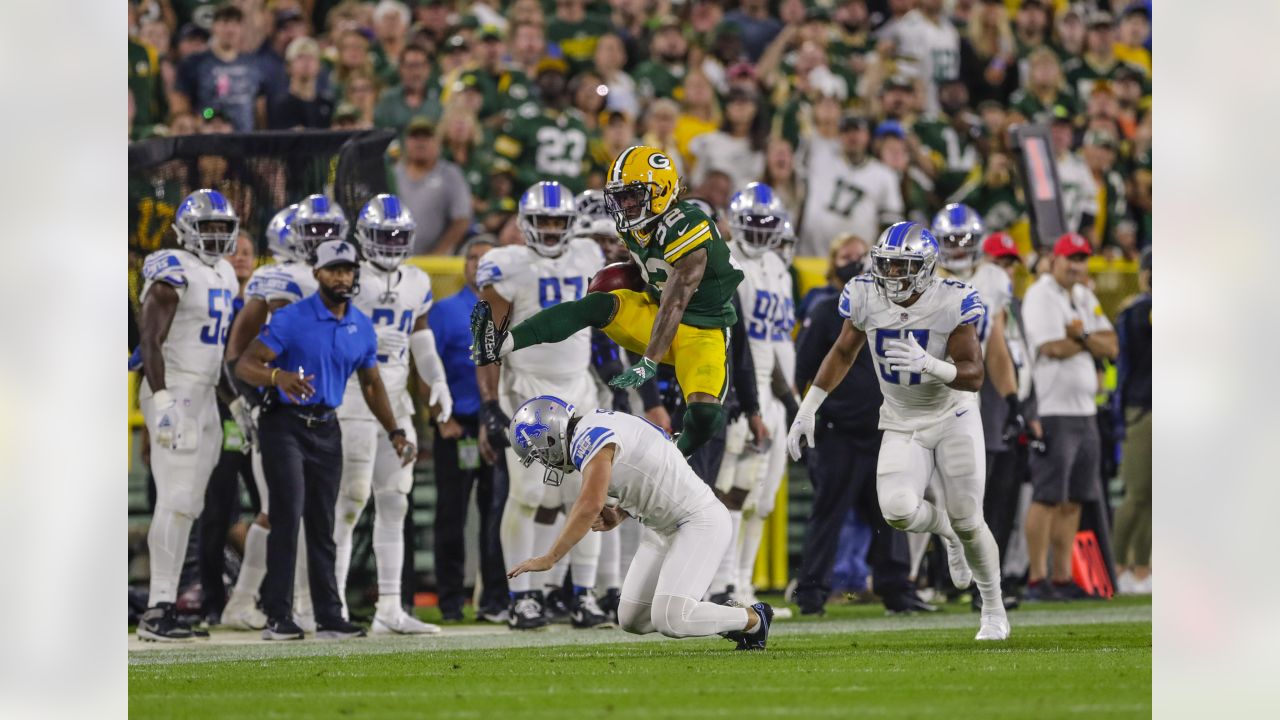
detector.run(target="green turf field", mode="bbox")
[129,596,1151,719]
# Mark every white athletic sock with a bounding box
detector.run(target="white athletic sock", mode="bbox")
[373,492,409,599]
[907,531,929,582]
[570,528,600,590]
[956,522,1004,608]
[737,513,766,596]
[533,513,565,591]
[333,495,366,611]
[146,505,194,606]
[597,526,622,590]
[500,500,537,593]
[711,509,742,595]
[231,522,269,600]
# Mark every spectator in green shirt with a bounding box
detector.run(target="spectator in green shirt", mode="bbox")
[632,17,688,101]
[547,0,611,74]
[374,44,443,133]
[129,33,169,140]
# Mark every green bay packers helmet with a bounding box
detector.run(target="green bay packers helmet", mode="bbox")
[603,145,680,232]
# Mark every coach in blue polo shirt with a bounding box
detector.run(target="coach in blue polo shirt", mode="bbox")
[236,239,414,640]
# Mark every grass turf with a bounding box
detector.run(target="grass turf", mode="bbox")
[129,597,1150,719]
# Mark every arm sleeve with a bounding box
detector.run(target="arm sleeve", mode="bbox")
[731,298,759,416]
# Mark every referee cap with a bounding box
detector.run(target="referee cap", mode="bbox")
[314,239,360,269]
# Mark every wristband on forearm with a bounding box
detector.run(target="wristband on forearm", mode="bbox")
[797,386,829,417]
[924,357,957,384]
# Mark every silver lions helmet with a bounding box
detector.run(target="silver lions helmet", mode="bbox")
[509,395,578,487]
[871,221,940,304]
[931,203,985,275]
[356,193,416,271]
[291,194,349,258]
[173,189,239,265]
[728,182,789,258]
[265,204,301,263]
[518,181,577,258]
[571,188,617,238]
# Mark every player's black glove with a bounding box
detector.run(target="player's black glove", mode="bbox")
[1001,394,1026,442]
[480,400,511,449]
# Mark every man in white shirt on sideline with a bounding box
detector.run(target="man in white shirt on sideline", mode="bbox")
[1019,233,1117,602]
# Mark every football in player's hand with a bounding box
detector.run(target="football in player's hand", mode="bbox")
[588,262,644,293]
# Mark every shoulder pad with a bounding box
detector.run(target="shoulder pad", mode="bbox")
[570,422,617,471]
[475,246,524,288]
[142,250,188,287]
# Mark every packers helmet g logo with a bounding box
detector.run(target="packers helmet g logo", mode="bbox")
[604,145,680,232]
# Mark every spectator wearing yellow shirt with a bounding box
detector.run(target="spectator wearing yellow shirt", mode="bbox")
[1114,5,1152,76]
[674,70,721,174]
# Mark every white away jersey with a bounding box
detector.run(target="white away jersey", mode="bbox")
[476,238,605,378]
[839,274,985,430]
[731,243,795,395]
[569,410,718,532]
[800,137,903,257]
[140,249,238,389]
[884,10,961,114]
[245,260,318,305]
[338,263,434,420]
[949,263,1012,353]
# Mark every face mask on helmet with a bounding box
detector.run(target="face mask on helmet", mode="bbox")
[872,254,928,303]
[732,213,784,258]
[937,232,982,273]
[363,227,413,270]
[192,219,238,259]
[519,213,573,257]
[604,181,658,231]
[295,221,346,254]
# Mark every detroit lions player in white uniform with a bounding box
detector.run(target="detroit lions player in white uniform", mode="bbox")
[475,181,608,629]
[332,194,451,635]
[137,189,240,641]
[711,183,795,607]
[222,195,342,632]
[787,221,1010,641]
[506,397,774,650]
[932,204,1022,429]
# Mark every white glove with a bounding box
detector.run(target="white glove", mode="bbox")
[228,396,257,451]
[786,386,828,461]
[376,326,409,358]
[884,333,956,383]
[152,389,181,451]
[428,381,454,423]
[786,413,815,461]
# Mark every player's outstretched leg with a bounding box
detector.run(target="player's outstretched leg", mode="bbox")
[471,293,616,365]
[676,400,725,457]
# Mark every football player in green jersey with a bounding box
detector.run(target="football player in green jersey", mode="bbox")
[471,145,744,457]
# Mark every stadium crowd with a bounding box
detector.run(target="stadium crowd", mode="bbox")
[128,0,1153,638]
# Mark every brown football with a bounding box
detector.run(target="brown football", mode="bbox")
[588,262,645,293]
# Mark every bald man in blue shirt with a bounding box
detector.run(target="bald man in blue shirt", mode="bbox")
[237,239,412,640]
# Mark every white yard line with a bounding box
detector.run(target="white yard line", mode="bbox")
[128,605,1150,667]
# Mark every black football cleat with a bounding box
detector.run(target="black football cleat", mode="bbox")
[469,301,508,366]
[571,590,611,629]
[136,603,195,642]
[316,618,367,639]
[261,616,305,641]
[735,602,773,651]
[508,592,548,630]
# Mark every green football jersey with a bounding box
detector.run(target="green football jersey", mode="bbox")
[619,200,744,329]
[494,104,590,194]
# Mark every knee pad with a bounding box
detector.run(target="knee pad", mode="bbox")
[335,494,365,528]
[651,594,697,638]
[617,599,653,635]
[340,471,373,507]
[880,489,922,529]
[374,491,409,525]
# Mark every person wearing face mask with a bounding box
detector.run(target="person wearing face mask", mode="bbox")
[790,233,926,617]
[235,239,415,640]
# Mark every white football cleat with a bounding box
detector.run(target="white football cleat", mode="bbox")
[943,534,973,590]
[372,606,442,635]
[975,610,1010,641]
[221,593,267,631]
